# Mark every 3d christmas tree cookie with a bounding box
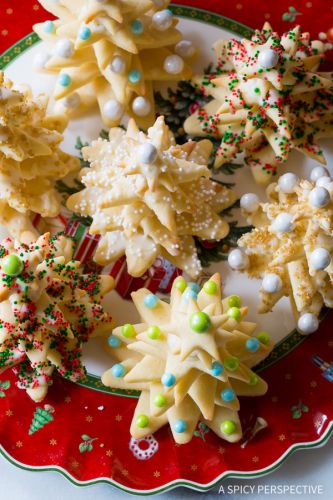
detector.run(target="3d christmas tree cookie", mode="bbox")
[0,233,114,402]
[228,167,333,334]
[184,23,333,185]
[34,0,196,128]
[0,73,79,243]
[102,273,273,444]
[67,116,236,278]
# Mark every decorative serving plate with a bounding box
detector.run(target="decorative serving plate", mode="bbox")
[0,5,333,495]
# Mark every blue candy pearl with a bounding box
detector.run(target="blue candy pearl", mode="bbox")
[112,363,125,378]
[161,372,175,387]
[44,21,55,33]
[246,338,260,352]
[59,74,71,87]
[128,69,141,84]
[79,26,91,40]
[211,361,224,376]
[173,419,187,433]
[131,20,144,35]
[183,288,198,303]
[108,335,121,348]
[221,388,235,402]
[144,294,158,308]
[188,282,200,293]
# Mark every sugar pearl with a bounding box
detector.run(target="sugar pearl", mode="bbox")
[103,99,124,120]
[59,73,71,87]
[163,55,184,74]
[240,193,260,213]
[228,249,249,270]
[131,19,144,35]
[316,176,332,187]
[62,92,81,109]
[310,165,329,182]
[152,9,173,31]
[110,55,126,74]
[79,25,91,40]
[297,313,319,335]
[175,40,195,58]
[33,52,50,70]
[258,48,279,69]
[262,273,283,294]
[278,172,299,193]
[139,142,158,164]
[43,20,55,33]
[55,38,74,58]
[309,186,330,208]
[309,247,331,270]
[272,213,293,232]
[132,96,151,117]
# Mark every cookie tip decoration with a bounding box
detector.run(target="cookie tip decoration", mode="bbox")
[33,0,198,128]
[102,273,273,444]
[0,232,114,402]
[67,115,236,279]
[184,22,333,185]
[229,167,333,335]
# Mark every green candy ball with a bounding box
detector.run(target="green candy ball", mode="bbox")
[147,325,161,340]
[175,278,187,293]
[227,295,241,308]
[203,281,217,295]
[137,414,149,428]
[256,331,270,345]
[227,306,241,321]
[122,324,136,338]
[189,312,211,333]
[249,373,258,386]
[220,419,237,435]
[1,254,24,277]
[154,394,167,407]
[224,356,239,372]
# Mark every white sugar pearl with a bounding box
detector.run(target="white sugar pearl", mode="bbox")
[309,248,331,270]
[272,213,293,232]
[164,54,184,74]
[132,96,151,117]
[152,10,173,31]
[316,176,332,187]
[139,142,158,164]
[33,52,50,69]
[55,38,74,58]
[262,273,283,294]
[110,55,126,74]
[62,92,81,109]
[309,186,330,208]
[228,249,249,270]
[297,313,319,335]
[258,49,279,69]
[240,193,260,213]
[103,99,124,120]
[278,172,299,193]
[175,40,195,58]
[310,166,329,182]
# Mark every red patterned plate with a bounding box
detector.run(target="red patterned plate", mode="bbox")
[1,6,333,494]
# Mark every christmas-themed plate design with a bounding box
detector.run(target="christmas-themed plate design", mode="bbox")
[1,5,333,495]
